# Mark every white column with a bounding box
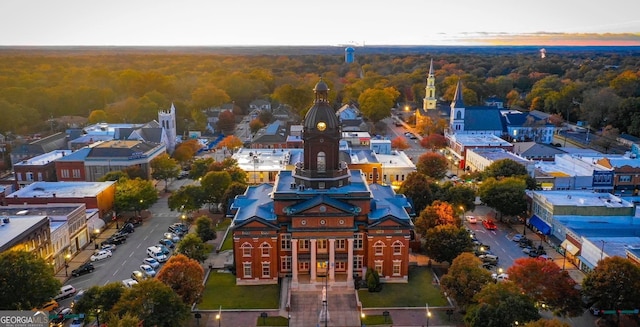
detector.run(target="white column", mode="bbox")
[310,239,317,283]
[329,239,335,282]
[291,239,298,284]
[347,238,354,284]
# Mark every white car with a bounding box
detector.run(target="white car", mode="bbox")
[140,264,156,277]
[163,232,180,243]
[466,216,477,224]
[90,249,112,262]
[492,273,509,282]
[143,258,160,269]
[512,234,525,242]
[122,278,139,288]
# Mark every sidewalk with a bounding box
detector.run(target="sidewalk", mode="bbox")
[54,221,122,284]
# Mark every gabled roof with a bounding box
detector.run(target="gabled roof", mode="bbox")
[284,194,360,215]
[229,184,276,223]
[368,183,414,221]
[463,107,504,131]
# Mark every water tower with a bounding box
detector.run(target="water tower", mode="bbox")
[345,47,355,63]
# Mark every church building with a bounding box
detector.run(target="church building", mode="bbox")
[228,79,415,288]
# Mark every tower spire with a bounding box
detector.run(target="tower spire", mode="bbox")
[452,79,465,108]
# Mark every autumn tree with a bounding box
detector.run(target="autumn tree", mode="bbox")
[150,153,180,192]
[99,170,129,182]
[249,118,265,134]
[416,152,448,180]
[420,134,447,151]
[195,215,216,242]
[478,177,527,219]
[398,172,434,214]
[414,200,457,237]
[593,125,619,154]
[75,283,126,323]
[114,177,159,217]
[507,258,583,317]
[582,256,640,320]
[272,84,314,115]
[175,233,213,263]
[441,252,493,310]
[423,225,473,264]
[172,139,201,164]
[190,84,230,110]
[440,183,476,214]
[390,136,410,150]
[105,312,142,327]
[88,109,109,123]
[156,254,205,304]
[216,110,236,133]
[111,279,190,327]
[213,136,242,153]
[464,282,540,327]
[358,87,399,124]
[0,251,61,310]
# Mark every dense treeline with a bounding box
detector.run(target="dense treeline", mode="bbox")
[1,47,639,137]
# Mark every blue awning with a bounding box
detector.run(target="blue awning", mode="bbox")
[529,215,551,235]
[577,255,596,270]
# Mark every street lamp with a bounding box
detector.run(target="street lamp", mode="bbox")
[96,308,101,327]
[215,306,221,327]
[287,314,291,327]
[64,253,71,277]
[360,310,365,327]
[426,303,431,327]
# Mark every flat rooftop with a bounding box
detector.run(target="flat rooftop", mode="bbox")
[0,204,84,218]
[232,148,302,171]
[0,216,48,251]
[533,190,635,208]
[468,148,530,165]
[13,150,73,166]
[451,134,512,147]
[7,181,116,198]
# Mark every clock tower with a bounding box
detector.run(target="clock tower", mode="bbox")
[293,78,350,189]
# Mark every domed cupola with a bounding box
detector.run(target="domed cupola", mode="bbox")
[294,78,350,189]
[303,78,340,136]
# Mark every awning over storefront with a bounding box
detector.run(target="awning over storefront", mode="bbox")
[577,255,596,270]
[529,215,551,235]
[561,240,580,256]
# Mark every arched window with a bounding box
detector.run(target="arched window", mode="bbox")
[260,242,271,257]
[317,151,326,172]
[392,240,404,255]
[240,242,253,257]
[456,110,462,119]
[374,240,385,256]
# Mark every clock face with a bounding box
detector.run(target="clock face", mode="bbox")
[316,121,327,131]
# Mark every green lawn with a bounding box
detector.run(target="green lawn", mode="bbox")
[362,315,393,325]
[358,266,448,308]
[215,218,231,231]
[199,271,280,309]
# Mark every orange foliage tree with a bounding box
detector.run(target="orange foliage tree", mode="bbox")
[390,136,410,150]
[156,254,205,305]
[416,152,449,179]
[420,134,447,151]
[507,257,583,317]
[414,200,457,237]
[216,135,243,151]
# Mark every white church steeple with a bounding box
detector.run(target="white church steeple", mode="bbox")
[158,103,177,153]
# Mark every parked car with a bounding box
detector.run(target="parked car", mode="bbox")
[143,258,160,269]
[106,235,127,245]
[482,219,497,230]
[131,270,147,282]
[90,250,112,262]
[177,170,189,179]
[122,278,139,288]
[518,238,533,248]
[120,223,135,234]
[168,225,186,236]
[70,317,85,327]
[479,254,499,264]
[492,273,509,282]
[100,243,117,252]
[163,232,180,243]
[71,263,94,277]
[54,285,77,301]
[127,217,143,227]
[512,234,525,242]
[159,239,175,249]
[140,264,156,277]
[155,244,171,255]
[481,262,495,270]
[466,216,478,224]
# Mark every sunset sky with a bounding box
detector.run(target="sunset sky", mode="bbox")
[2,0,639,46]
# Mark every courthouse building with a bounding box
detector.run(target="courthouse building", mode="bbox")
[228,79,415,288]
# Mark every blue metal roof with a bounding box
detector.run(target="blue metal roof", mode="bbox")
[464,107,504,131]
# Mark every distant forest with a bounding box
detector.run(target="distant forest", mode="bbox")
[1,45,640,138]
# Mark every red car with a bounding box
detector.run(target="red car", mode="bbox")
[482,219,497,230]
